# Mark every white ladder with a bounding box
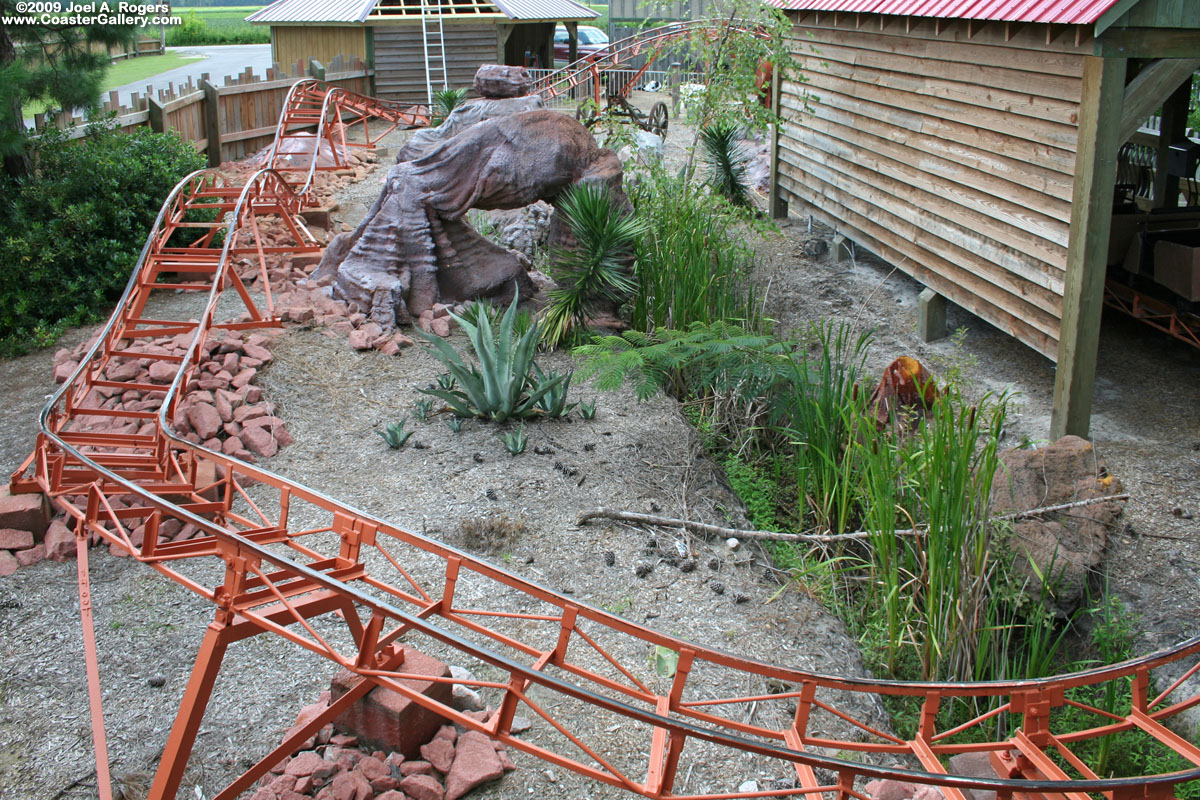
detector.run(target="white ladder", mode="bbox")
[420,0,449,107]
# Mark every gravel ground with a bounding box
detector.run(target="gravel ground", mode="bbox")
[0,91,1198,800]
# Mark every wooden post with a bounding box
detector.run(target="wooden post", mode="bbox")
[496,23,513,65]
[309,59,326,81]
[1154,75,1192,209]
[832,234,853,264]
[768,62,787,220]
[200,77,222,169]
[147,96,166,134]
[918,288,947,342]
[1051,55,1126,440]
[567,20,578,66]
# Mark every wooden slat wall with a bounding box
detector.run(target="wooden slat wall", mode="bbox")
[273,26,367,73]
[777,14,1094,361]
[374,22,497,104]
[610,0,703,22]
[1108,0,1200,29]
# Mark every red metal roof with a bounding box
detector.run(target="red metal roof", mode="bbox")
[763,0,1122,24]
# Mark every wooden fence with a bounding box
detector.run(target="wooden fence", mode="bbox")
[30,55,372,168]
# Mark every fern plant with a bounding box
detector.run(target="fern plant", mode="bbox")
[699,121,751,206]
[418,295,566,422]
[541,183,647,349]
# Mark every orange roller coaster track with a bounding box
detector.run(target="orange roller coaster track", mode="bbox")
[11,76,1200,800]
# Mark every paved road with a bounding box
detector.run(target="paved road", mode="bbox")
[107,44,272,107]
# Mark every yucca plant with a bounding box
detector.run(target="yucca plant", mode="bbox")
[432,87,469,126]
[699,121,751,207]
[418,295,566,423]
[541,183,647,349]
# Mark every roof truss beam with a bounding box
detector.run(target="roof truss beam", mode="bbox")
[1118,57,1200,144]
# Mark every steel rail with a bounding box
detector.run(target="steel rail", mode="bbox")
[13,77,1200,800]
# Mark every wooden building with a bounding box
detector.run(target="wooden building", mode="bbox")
[247,0,597,104]
[766,0,1200,437]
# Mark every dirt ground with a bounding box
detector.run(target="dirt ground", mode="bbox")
[0,91,1198,800]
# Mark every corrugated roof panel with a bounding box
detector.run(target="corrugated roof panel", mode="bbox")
[247,0,377,23]
[763,0,1120,23]
[248,0,598,22]
[492,0,598,20]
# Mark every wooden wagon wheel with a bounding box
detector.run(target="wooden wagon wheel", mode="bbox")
[648,101,669,138]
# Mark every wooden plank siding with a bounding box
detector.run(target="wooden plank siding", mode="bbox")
[776,14,1094,361]
[272,26,367,73]
[373,22,498,104]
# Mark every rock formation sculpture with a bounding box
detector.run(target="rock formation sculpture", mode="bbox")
[315,65,630,331]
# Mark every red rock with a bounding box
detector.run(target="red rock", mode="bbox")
[417,311,434,333]
[249,787,274,800]
[433,725,456,745]
[148,361,177,383]
[392,334,415,349]
[866,780,918,800]
[444,731,504,800]
[331,645,452,757]
[0,487,50,538]
[400,761,434,777]
[496,749,515,772]
[232,368,258,388]
[0,529,33,550]
[187,403,223,440]
[245,385,264,403]
[400,774,443,800]
[16,543,46,567]
[107,359,143,382]
[215,392,234,423]
[273,425,294,448]
[420,737,454,773]
[331,733,359,747]
[0,550,17,576]
[54,360,78,383]
[432,305,451,319]
[348,329,372,351]
[285,751,335,781]
[371,774,402,793]
[356,756,390,783]
[294,775,316,794]
[430,317,451,338]
[286,307,316,324]
[330,770,372,800]
[242,426,279,458]
[43,521,75,562]
[269,774,298,793]
[385,752,405,771]
[280,791,309,800]
[376,791,407,800]
[244,343,273,362]
[379,342,401,356]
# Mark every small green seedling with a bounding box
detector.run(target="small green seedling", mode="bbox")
[579,399,598,420]
[446,417,463,433]
[378,418,414,449]
[436,372,456,391]
[499,425,527,455]
[414,398,434,422]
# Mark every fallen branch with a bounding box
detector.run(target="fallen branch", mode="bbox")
[575,493,1131,545]
[993,494,1129,521]
[574,508,880,543]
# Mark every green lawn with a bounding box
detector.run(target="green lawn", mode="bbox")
[23,51,204,119]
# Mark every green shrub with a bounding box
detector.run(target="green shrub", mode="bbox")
[0,124,206,355]
[165,10,269,46]
[699,121,751,207]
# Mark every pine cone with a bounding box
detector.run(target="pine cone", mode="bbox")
[710,581,725,595]
[603,550,616,567]
[635,561,653,578]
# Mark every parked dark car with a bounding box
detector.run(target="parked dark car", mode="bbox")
[553,24,610,65]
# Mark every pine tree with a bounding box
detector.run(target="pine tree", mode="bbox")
[0,6,137,178]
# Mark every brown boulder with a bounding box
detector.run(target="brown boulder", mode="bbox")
[472,64,531,98]
[992,435,1125,614]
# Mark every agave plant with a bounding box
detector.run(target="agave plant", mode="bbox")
[699,121,751,206]
[498,424,528,455]
[378,419,413,449]
[541,183,647,349]
[418,295,567,423]
[530,362,576,418]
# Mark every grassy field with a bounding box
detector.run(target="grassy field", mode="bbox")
[23,52,203,118]
[168,6,269,45]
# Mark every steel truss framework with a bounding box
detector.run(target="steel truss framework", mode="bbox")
[10,70,1200,800]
